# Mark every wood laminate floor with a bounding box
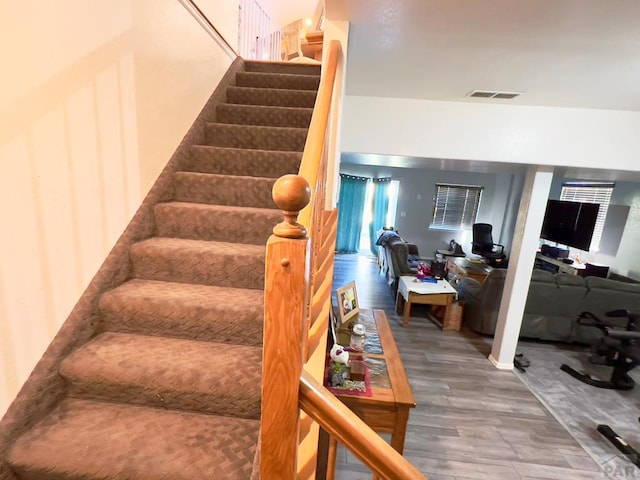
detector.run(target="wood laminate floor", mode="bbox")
[331,253,613,480]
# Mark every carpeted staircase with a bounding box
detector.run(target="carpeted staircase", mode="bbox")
[1,60,320,479]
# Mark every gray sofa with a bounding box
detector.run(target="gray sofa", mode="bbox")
[457,269,640,344]
[376,231,422,294]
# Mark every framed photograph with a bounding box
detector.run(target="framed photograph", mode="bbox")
[329,307,340,344]
[336,281,359,324]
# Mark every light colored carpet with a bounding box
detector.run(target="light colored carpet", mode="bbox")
[514,339,640,479]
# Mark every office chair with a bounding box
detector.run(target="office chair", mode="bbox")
[471,223,506,267]
[583,263,610,278]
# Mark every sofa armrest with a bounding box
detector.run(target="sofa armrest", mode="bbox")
[406,243,419,256]
[457,277,482,301]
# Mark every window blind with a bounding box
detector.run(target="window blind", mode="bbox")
[431,184,483,230]
[560,182,614,251]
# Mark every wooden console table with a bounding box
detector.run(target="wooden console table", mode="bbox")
[318,309,416,480]
[446,257,493,283]
[535,253,586,275]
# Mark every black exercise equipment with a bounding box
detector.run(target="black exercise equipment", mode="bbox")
[514,353,530,373]
[561,309,640,390]
[597,424,640,468]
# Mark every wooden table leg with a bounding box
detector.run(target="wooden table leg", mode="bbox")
[390,407,410,454]
[402,293,412,328]
[327,436,338,480]
[373,408,411,480]
[442,295,453,329]
[395,291,405,314]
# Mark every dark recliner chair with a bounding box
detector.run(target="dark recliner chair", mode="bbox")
[471,223,507,267]
[384,236,422,295]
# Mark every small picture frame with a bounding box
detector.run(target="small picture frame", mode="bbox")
[336,281,359,324]
[329,307,340,344]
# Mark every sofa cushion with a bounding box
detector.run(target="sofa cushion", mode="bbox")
[523,273,576,341]
[531,269,556,283]
[388,237,409,263]
[586,276,640,293]
[457,277,482,300]
[555,274,586,286]
[520,312,573,341]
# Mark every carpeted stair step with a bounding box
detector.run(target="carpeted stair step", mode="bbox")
[227,86,317,108]
[245,60,321,76]
[60,332,262,418]
[155,202,280,244]
[173,172,275,209]
[236,71,320,90]
[184,146,301,178]
[216,103,313,128]
[1,58,320,480]
[205,123,308,152]
[129,237,265,289]
[7,398,260,480]
[205,123,308,151]
[99,279,264,346]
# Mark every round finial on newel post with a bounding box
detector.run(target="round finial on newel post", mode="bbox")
[272,174,311,238]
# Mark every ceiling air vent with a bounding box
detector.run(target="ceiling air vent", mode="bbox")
[468,90,522,99]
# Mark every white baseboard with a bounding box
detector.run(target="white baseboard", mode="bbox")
[489,354,514,370]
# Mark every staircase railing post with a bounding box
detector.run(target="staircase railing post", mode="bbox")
[261,175,311,479]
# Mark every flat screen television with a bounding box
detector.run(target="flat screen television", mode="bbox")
[540,200,600,251]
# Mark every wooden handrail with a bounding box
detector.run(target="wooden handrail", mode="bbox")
[298,40,341,228]
[299,371,428,480]
[178,0,238,59]
[262,40,341,479]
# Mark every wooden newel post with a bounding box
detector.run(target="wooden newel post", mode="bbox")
[262,174,312,479]
[272,174,312,238]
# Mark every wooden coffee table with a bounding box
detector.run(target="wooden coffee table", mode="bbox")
[396,275,458,328]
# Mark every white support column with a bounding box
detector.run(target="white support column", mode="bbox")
[489,166,554,369]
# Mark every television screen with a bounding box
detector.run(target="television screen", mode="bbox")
[540,200,599,251]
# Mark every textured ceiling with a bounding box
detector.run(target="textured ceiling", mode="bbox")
[327,0,640,180]
[327,0,640,111]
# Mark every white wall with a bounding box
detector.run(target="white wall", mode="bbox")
[197,0,240,47]
[340,95,640,276]
[339,163,524,256]
[257,0,319,27]
[613,186,640,279]
[341,96,640,170]
[0,0,235,417]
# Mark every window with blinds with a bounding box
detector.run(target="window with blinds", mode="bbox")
[560,182,614,251]
[430,184,483,230]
